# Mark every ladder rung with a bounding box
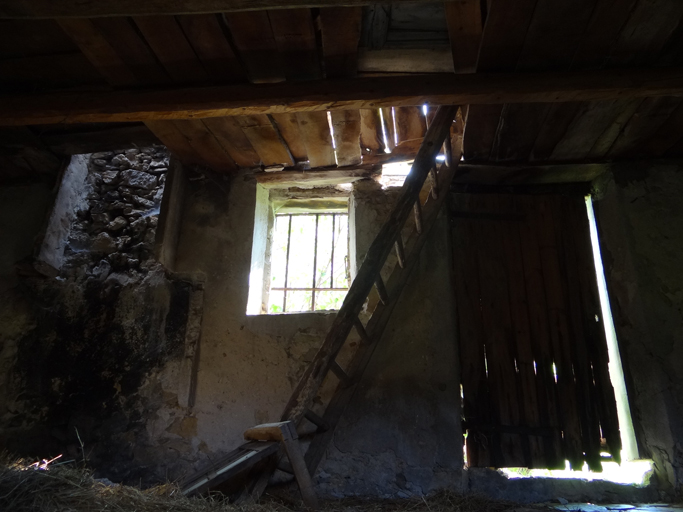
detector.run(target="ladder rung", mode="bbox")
[430,166,439,199]
[304,408,329,432]
[354,317,372,345]
[375,276,389,305]
[395,237,405,268]
[414,201,423,234]
[330,361,350,384]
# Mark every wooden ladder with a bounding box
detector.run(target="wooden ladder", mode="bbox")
[181,105,462,504]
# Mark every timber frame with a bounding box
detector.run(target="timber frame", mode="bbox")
[1,68,683,126]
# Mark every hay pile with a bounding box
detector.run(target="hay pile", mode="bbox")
[0,456,546,512]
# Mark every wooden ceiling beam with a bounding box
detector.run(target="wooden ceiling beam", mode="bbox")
[2,68,683,126]
[0,1,465,19]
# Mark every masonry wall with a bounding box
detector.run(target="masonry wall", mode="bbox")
[595,166,683,498]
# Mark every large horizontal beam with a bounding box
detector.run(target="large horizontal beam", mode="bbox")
[0,0,460,19]
[2,68,683,126]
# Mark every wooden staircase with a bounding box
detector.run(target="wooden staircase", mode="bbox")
[181,105,462,505]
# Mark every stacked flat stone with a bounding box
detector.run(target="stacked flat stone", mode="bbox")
[65,146,168,280]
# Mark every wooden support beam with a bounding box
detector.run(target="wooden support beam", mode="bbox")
[254,167,379,187]
[0,1,467,19]
[2,68,683,126]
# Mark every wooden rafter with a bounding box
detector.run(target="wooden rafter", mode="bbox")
[2,68,683,126]
[0,1,466,19]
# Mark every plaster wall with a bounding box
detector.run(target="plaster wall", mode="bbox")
[174,173,463,496]
[317,209,463,498]
[594,166,683,498]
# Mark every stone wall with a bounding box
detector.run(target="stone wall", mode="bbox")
[594,166,683,498]
[0,148,206,486]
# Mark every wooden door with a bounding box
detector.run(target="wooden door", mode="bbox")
[452,193,621,470]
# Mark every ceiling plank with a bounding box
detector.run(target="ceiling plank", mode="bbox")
[255,167,378,187]
[134,15,210,83]
[296,111,336,167]
[488,0,597,162]
[463,0,539,161]
[145,120,205,165]
[444,0,482,73]
[57,18,138,86]
[359,109,384,154]
[223,11,284,83]
[177,14,247,83]
[91,17,170,85]
[236,115,294,166]
[202,116,262,167]
[270,113,308,162]
[0,1,467,19]
[268,8,321,81]
[330,110,362,167]
[3,68,683,126]
[394,106,426,144]
[320,7,362,78]
[173,118,238,171]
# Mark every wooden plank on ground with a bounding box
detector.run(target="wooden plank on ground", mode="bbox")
[236,115,294,166]
[270,113,308,162]
[296,111,336,167]
[57,18,138,87]
[268,8,321,81]
[134,16,209,83]
[177,14,247,83]
[444,0,483,73]
[319,7,362,78]
[223,11,284,83]
[90,17,170,85]
[201,116,261,167]
[330,110,362,167]
[359,109,385,154]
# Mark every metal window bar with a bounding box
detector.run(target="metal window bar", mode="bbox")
[275,212,349,313]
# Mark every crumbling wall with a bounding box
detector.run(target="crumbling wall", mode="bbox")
[594,166,683,498]
[0,148,205,486]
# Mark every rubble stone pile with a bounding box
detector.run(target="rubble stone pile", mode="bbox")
[64,146,168,279]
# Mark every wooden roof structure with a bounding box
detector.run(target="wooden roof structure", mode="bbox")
[2,0,683,182]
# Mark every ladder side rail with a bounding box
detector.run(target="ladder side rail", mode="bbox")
[280,106,457,424]
[303,140,462,475]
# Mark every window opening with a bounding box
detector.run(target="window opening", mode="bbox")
[268,212,349,314]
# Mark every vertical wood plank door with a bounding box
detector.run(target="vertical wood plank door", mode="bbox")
[452,193,621,470]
